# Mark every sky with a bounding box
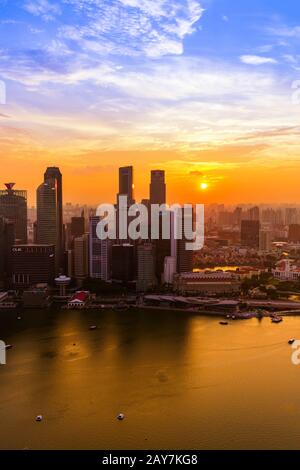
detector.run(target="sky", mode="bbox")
[0,0,300,205]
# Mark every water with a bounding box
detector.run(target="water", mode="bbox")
[0,308,300,450]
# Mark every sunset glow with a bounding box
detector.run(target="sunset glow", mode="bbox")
[0,1,299,205]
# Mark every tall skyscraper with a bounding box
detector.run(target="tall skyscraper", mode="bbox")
[44,167,64,269]
[0,183,27,244]
[118,166,134,203]
[36,179,58,270]
[150,170,166,205]
[89,216,112,281]
[241,220,260,248]
[73,234,89,284]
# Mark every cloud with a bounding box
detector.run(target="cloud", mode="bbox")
[24,0,61,21]
[240,55,278,65]
[60,0,204,57]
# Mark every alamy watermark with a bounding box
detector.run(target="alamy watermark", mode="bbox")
[96,197,205,251]
[0,340,6,365]
[0,80,6,105]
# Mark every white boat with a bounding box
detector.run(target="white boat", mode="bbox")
[117,413,125,421]
[35,415,43,422]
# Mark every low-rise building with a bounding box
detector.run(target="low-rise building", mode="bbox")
[174,271,241,295]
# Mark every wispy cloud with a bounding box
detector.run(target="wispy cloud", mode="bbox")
[24,0,61,21]
[240,55,278,65]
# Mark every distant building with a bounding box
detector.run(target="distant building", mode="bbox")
[0,217,15,287]
[163,256,177,285]
[73,234,89,284]
[241,220,260,248]
[0,183,27,244]
[174,271,241,295]
[137,243,156,292]
[112,244,135,283]
[118,166,134,204]
[71,213,85,239]
[259,229,272,252]
[288,224,300,243]
[89,216,112,281]
[11,244,55,288]
[272,259,300,281]
[150,170,166,205]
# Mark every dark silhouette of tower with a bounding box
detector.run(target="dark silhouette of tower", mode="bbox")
[0,183,27,244]
[150,170,166,205]
[118,166,134,204]
[44,167,64,270]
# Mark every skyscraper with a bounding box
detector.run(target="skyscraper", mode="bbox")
[0,183,27,244]
[73,233,89,284]
[89,216,112,281]
[137,242,156,292]
[44,167,64,269]
[36,179,58,271]
[118,166,134,203]
[150,170,166,205]
[241,220,260,248]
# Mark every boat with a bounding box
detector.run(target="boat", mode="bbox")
[219,321,229,326]
[89,325,97,330]
[289,339,296,345]
[117,413,125,421]
[35,415,43,422]
[271,315,283,324]
[5,344,13,350]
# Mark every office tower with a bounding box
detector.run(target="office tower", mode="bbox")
[0,183,27,243]
[11,244,55,288]
[71,212,85,239]
[44,167,64,269]
[173,209,194,274]
[233,207,243,226]
[248,206,260,221]
[137,243,156,292]
[0,217,15,287]
[118,166,134,204]
[99,239,112,281]
[163,256,177,285]
[89,216,112,281]
[73,234,89,284]
[112,244,135,283]
[150,170,166,205]
[241,220,260,248]
[259,230,272,252]
[288,224,300,243]
[36,179,59,270]
[89,216,101,278]
[285,208,298,225]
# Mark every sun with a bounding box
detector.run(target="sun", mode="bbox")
[200,182,208,190]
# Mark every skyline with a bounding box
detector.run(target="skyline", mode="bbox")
[1,0,300,204]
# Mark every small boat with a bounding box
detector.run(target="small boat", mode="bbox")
[271,316,283,324]
[17,316,22,321]
[219,321,229,326]
[289,339,296,345]
[117,413,125,421]
[35,415,43,422]
[89,325,97,330]
[5,344,13,350]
